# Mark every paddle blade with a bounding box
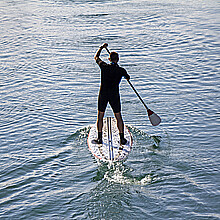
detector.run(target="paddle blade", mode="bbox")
[147,109,161,126]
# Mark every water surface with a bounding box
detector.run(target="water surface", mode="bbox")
[0,0,219,219]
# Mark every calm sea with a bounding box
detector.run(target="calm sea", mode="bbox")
[0,0,219,219]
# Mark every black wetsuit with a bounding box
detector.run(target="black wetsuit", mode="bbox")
[96,60,130,113]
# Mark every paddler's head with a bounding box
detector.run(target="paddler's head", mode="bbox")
[109,52,119,64]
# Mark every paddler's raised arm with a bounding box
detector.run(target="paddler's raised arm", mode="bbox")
[94,43,108,64]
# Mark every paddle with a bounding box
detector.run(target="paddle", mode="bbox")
[105,46,161,126]
[126,80,161,126]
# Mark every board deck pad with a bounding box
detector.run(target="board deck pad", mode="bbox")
[88,117,132,162]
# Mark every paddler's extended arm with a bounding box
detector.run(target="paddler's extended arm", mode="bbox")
[94,43,108,64]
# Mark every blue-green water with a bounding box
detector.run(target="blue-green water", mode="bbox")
[0,0,219,219]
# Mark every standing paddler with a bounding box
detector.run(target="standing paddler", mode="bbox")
[93,43,130,145]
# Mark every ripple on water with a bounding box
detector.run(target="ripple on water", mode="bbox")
[0,0,219,219]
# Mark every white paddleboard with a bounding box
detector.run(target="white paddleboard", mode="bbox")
[88,117,132,162]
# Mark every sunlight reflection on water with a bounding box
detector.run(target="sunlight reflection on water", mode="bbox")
[0,0,219,219]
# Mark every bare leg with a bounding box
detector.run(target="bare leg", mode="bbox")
[92,111,105,144]
[114,112,124,133]
[115,112,127,145]
[97,111,105,132]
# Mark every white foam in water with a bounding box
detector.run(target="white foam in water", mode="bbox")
[0,0,219,219]
[104,163,152,186]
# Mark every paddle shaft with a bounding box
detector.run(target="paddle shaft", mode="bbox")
[106,47,111,54]
[126,80,149,111]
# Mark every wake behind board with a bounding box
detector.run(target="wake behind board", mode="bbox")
[88,117,132,162]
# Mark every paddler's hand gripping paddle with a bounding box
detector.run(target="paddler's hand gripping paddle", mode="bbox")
[105,45,161,126]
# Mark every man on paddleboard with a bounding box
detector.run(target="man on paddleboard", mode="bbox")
[93,43,130,145]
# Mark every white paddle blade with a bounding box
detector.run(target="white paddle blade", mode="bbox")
[147,109,161,126]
